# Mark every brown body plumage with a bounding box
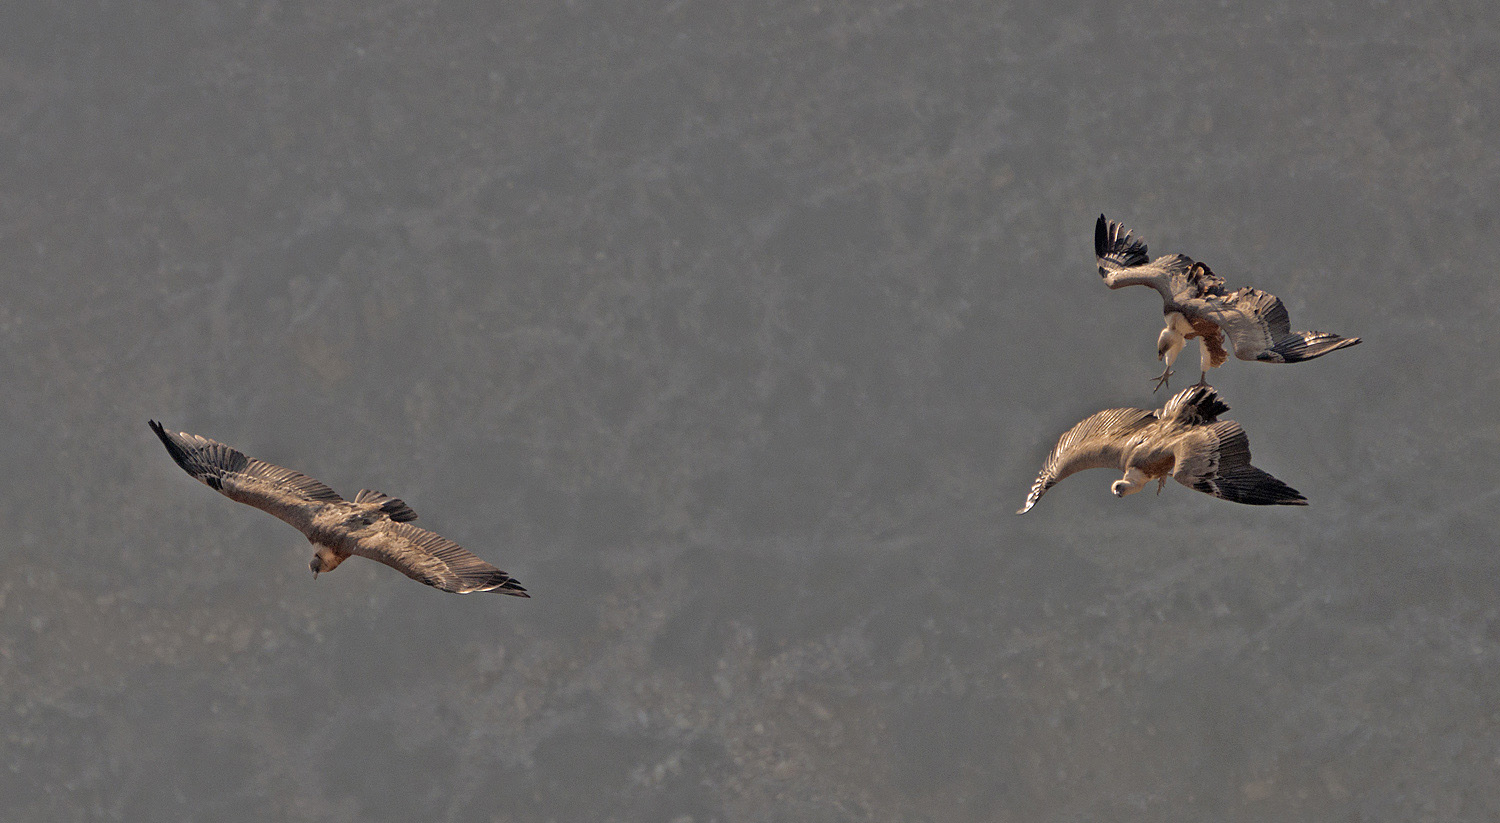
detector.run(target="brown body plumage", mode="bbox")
[150,421,528,596]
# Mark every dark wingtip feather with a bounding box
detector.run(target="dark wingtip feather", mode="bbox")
[149,420,193,472]
[1194,469,1307,506]
[484,574,530,597]
[1246,480,1308,506]
[1238,473,1307,505]
[1094,214,1150,273]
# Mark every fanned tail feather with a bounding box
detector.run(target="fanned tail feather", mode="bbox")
[354,489,418,522]
[1159,385,1229,426]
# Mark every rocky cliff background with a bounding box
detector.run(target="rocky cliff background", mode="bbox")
[3,1,1497,820]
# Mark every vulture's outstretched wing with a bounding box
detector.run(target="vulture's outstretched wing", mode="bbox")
[1171,420,1307,506]
[1094,215,1205,300]
[1206,287,1361,363]
[352,521,529,596]
[150,420,344,532]
[1018,407,1157,514]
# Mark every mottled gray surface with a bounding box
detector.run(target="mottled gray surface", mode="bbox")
[3,1,1498,820]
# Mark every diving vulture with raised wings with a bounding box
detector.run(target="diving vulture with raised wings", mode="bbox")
[1017,385,1306,513]
[150,421,528,596]
[1095,214,1360,391]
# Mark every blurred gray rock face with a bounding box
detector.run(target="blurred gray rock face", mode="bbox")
[2,1,1498,821]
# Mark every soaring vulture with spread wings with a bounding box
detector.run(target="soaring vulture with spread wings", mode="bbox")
[1095,214,1360,391]
[1017,385,1306,513]
[150,421,528,596]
